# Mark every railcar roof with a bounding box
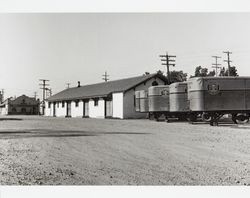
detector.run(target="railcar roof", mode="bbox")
[189,76,250,80]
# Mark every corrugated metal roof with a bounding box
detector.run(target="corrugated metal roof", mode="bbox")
[47,73,167,102]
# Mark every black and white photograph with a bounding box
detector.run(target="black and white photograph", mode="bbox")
[1,0,250,197]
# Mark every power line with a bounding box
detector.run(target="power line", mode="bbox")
[39,79,50,115]
[66,83,70,89]
[223,51,232,76]
[34,91,37,100]
[102,71,109,82]
[212,56,221,77]
[45,88,52,98]
[159,52,176,84]
[1,89,4,102]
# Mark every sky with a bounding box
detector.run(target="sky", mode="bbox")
[0,13,250,99]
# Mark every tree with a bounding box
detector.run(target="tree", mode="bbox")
[208,70,216,76]
[156,70,164,75]
[169,70,188,83]
[219,66,238,76]
[156,70,187,83]
[193,66,215,77]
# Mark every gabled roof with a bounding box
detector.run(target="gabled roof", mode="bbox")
[47,73,167,102]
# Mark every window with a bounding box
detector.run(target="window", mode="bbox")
[75,100,79,107]
[94,98,99,106]
[152,81,159,86]
[57,102,59,108]
[62,101,65,108]
[48,102,51,108]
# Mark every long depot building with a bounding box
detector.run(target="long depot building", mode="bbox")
[45,73,167,119]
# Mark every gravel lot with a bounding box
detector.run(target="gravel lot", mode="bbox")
[0,115,249,185]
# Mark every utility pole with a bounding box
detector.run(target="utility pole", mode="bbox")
[159,52,176,84]
[1,89,4,102]
[66,83,70,89]
[212,56,221,77]
[223,51,232,76]
[39,79,50,115]
[102,71,109,82]
[34,91,37,100]
[45,88,52,98]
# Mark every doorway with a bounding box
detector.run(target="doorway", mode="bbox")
[83,101,89,117]
[105,100,113,118]
[53,102,56,117]
[66,101,71,117]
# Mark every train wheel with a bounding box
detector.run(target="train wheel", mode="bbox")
[202,113,212,122]
[232,113,249,124]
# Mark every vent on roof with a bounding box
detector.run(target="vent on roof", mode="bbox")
[78,81,81,87]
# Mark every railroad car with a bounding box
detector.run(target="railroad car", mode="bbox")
[188,77,250,125]
[148,85,170,120]
[169,82,189,120]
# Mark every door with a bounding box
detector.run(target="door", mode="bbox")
[105,100,113,118]
[83,101,89,117]
[66,101,71,117]
[53,102,56,117]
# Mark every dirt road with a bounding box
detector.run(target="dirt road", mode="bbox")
[0,116,249,185]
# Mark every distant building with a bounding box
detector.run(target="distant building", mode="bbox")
[0,95,40,115]
[45,73,168,119]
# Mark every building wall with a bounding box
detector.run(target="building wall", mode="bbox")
[55,101,67,117]
[112,92,123,119]
[45,76,166,119]
[89,98,105,118]
[45,101,51,116]
[71,101,83,117]
[123,77,165,119]
[0,104,8,116]
[8,106,38,115]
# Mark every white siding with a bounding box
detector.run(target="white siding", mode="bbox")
[45,101,52,116]
[56,101,67,117]
[0,106,8,115]
[112,92,123,119]
[44,76,166,119]
[71,101,83,117]
[89,99,105,118]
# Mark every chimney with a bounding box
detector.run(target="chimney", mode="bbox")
[78,81,81,87]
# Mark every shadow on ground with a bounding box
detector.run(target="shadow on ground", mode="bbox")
[0,118,23,121]
[0,129,150,139]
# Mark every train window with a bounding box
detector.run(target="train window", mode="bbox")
[152,81,158,86]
